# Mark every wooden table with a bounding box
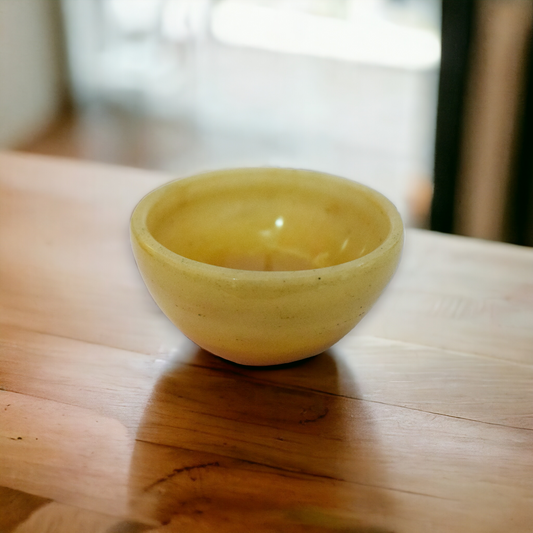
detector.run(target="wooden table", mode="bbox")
[0,152,532,533]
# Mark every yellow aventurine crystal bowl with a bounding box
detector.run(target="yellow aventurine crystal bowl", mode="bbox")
[130,168,403,366]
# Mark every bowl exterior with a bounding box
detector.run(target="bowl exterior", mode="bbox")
[131,231,402,366]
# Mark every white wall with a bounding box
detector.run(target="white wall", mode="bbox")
[0,0,64,148]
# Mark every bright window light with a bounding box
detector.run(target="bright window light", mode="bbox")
[106,0,163,33]
[211,0,440,70]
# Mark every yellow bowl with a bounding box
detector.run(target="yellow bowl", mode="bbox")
[130,168,403,366]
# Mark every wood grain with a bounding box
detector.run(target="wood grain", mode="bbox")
[0,152,532,532]
[358,229,533,364]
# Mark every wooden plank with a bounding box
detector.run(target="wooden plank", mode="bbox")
[1,152,532,532]
[9,501,133,533]
[1,325,531,532]
[204,335,533,430]
[0,390,133,519]
[357,229,533,364]
[0,487,50,533]
[1,322,531,435]
[2,384,532,533]
[0,323,173,430]
[0,152,184,355]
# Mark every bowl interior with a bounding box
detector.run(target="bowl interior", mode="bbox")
[145,168,394,271]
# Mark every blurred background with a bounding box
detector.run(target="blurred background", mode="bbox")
[1,0,532,244]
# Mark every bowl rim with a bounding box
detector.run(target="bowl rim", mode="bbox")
[130,167,404,281]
